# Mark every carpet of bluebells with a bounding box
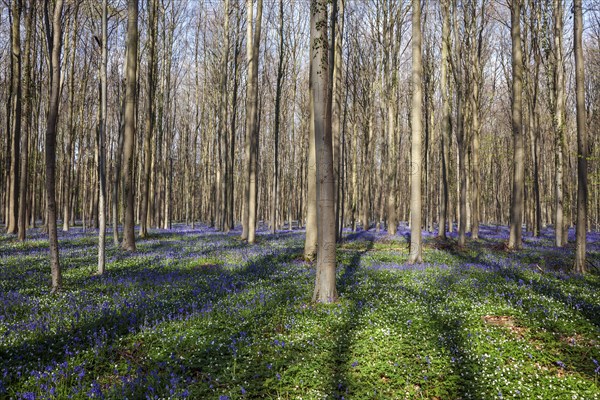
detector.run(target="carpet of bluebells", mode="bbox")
[0,222,599,399]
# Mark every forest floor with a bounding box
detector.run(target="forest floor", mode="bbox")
[0,223,599,399]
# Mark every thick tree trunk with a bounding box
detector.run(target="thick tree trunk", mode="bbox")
[311,0,337,304]
[408,0,423,264]
[573,0,587,273]
[122,0,138,251]
[508,0,524,250]
[44,0,64,293]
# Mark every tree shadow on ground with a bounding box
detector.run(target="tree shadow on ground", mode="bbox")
[0,244,305,393]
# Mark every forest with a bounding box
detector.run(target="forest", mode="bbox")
[0,0,599,398]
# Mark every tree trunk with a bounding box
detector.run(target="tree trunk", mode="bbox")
[18,0,35,241]
[408,0,423,264]
[311,0,337,304]
[553,0,566,247]
[271,0,284,235]
[7,0,22,235]
[508,0,524,250]
[140,0,158,238]
[438,0,450,239]
[573,0,587,273]
[242,0,263,243]
[44,0,64,293]
[97,0,108,275]
[122,0,138,251]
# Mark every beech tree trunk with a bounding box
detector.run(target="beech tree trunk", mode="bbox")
[97,0,108,275]
[242,0,263,243]
[140,0,158,239]
[408,0,423,264]
[7,0,21,235]
[508,0,524,250]
[44,0,64,293]
[18,0,35,241]
[311,0,337,303]
[553,0,567,247]
[438,0,450,239]
[573,0,587,272]
[122,0,138,251]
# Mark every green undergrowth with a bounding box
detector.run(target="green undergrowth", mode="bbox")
[0,226,598,399]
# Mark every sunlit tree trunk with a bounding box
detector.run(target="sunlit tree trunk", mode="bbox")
[408,0,423,264]
[18,0,35,241]
[438,0,450,239]
[271,0,284,235]
[44,0,64,292]
[140,0,158,238]
[311,0,337,303]
[553,0,566,247]
[122,0,138,251]
[97,0,108,275]
[7,0,21,235]
[573,0,587,273]
[242,0,263,243]
[508,0,524,250]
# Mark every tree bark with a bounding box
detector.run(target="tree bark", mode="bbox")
[271,0,284,235]
[122,0,138,251]
[18,0,35,241]
[438,0,450,239]
[311,0,337,303]
[553,0,566,247]
[44,0,64,293]
[140,0,158,238]
[242,0,263,243]
[97,0,108,275]
[7,0,22,235]
[573,0,587,273]
[408,0,423,264]
[508,0,524,250]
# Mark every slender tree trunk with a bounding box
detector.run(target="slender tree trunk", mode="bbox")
[242,0,263,243]
[553,0,566,247]
[573,0,587,272]
[331,0,344,240]
[7,0,21,234]
[271,0,284,235]
[408,0,423,264]
[140,0,158,238]
[438,0,450,239]
[44,0,64,293]
[122,0,138,251]
[18,0,35,241]
[113,95,125,246]
[457,97,467,248]
[97,0,108,275]
[508,0,524,250]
